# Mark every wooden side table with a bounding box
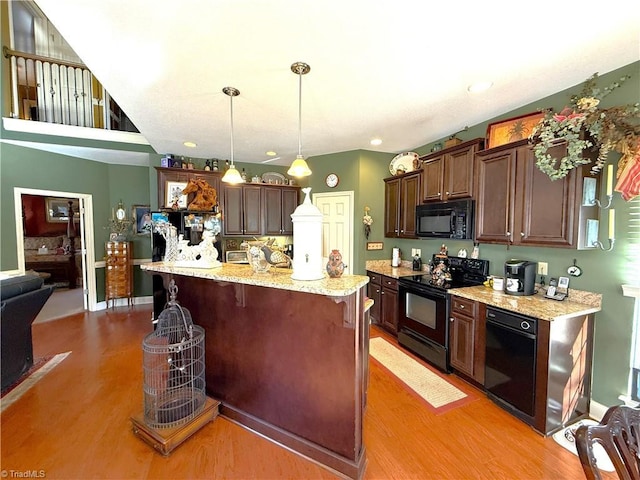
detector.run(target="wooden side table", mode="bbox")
[105,241,132,308]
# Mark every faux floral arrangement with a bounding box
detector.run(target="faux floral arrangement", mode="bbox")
[529,73,640,184]
[363,207,373,239]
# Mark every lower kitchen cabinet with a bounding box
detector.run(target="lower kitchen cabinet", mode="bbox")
[449,295,485,385]
[366,271,398,335]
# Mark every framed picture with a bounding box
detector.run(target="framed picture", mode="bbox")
[151,211,169,224]
[165,181,188,209]
[132,205,152,235]
[486,112,545,149]
[45,197,80,223]
[184,213,203,228]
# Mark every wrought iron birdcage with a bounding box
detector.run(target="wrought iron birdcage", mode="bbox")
[142,280,206,429]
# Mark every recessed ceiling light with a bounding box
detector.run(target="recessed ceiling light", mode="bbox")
[370,138,382,146]
[183,141,197,148]
[266,151,277,156]
[467,81,493,93]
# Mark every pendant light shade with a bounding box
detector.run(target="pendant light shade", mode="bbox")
[221,86,244,184]
[287,62,312,178]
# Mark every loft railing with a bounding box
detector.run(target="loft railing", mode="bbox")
[3,46,138,133]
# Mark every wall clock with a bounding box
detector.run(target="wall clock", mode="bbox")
[325,173,339,188]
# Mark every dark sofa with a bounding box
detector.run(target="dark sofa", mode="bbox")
[1,274,54,391]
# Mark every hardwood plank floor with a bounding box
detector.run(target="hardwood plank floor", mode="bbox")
[1,306,608,479]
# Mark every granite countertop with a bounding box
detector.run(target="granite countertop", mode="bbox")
[365,260,422,279]
[141,262,369,297]
[448,285,602,321]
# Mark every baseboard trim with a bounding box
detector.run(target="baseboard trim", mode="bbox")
[96,295,153,311]
[589,400,609,421]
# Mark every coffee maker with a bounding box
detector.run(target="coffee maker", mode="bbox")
[504,259,537,296]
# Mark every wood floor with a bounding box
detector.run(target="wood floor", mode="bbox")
[1,306,605,479]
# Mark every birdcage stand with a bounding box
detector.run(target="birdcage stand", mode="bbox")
[130,396,220,456]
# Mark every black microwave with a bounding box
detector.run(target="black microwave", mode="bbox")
[416,199,474,239]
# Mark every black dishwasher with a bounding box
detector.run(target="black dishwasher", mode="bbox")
[485,307,537,421]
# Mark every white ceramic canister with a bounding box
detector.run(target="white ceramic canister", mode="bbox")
[290,188,325,280]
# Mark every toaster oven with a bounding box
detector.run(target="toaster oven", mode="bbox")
[225,250,249,264]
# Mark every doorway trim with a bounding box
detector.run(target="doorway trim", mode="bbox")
[13,187,97,311]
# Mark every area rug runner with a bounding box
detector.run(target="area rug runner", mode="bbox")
[369,337,474,414]
[1,351,71,412]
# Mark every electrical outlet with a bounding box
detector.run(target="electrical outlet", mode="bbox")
[411,248,416,257]
[415,248,421,258]
[538,262,548,276]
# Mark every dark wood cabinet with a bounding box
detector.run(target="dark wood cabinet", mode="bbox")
[155,167,222,210]
[421,138,483,202]
[223,185,262,236]
[475,140,601,248]
[367,271,398,335]
[384,170,421,238]
[262,186,298,236]
[366,272,382,325]
[449,295,485,384]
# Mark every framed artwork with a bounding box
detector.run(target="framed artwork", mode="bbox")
[151,211,169,224]
[132,205,152,235]
[486,112,545,149]
[165,181,188,209]
[45,197,80,223]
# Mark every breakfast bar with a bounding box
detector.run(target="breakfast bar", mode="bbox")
[141,262,370,480]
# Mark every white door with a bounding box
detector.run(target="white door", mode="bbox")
[313,191,354,275]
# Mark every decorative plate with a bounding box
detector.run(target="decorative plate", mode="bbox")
[389,152,419,175]
[261,171,286,184]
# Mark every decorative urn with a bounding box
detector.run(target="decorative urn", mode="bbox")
[290,187,324,281]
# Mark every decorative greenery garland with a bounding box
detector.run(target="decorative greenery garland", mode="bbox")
[529,73,639,180]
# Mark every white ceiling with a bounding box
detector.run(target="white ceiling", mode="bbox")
[33,0,640,167]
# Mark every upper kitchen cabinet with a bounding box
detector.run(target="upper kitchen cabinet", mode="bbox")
[384,170,422,238]
[223,184,262,236]
[475,140,600,248]
[155,167,222,210]
[421,139,484,202]
[262,186,299,236]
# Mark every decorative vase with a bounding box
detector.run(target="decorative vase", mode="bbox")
[326,249,345,278]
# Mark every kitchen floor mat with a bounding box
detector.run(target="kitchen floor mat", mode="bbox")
[369,337,473,413]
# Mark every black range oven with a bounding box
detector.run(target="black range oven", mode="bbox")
[397,256,489,373]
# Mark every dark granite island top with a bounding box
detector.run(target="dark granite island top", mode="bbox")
[141,262,370,479]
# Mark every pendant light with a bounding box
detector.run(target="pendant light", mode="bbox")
[221,86,244,184]
[287,62,312,177]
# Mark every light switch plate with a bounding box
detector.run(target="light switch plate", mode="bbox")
[366,242,384,251]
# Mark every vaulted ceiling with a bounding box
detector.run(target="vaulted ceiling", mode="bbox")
[33,0,640,167]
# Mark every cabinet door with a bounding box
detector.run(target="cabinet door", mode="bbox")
[475,148,516,243]
[367,281,382,325]
[381,286,398,334]
[280,188,298,235]
[445,146,475,199]
[223,185,244,235]
[449,312,474,376]
[516,144,576,247]
[243,186,263,236]
[423,157,444,202]
[400,172,421,238]
[262,187,284,235]
[384,178,401,237]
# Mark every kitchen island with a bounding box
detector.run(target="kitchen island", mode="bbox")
[141,262,370,480]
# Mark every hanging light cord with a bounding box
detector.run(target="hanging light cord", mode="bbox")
[297,68,303,157]
[230,92,235,165]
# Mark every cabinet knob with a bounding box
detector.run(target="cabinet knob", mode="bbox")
[446,191,450,195]
[450,317,454,322]
[520,232,525,237]
[381,291,385,295]
[506,231,511,236]
[459,304,465,309]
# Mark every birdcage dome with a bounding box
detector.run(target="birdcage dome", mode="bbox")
[142,280,206,429]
